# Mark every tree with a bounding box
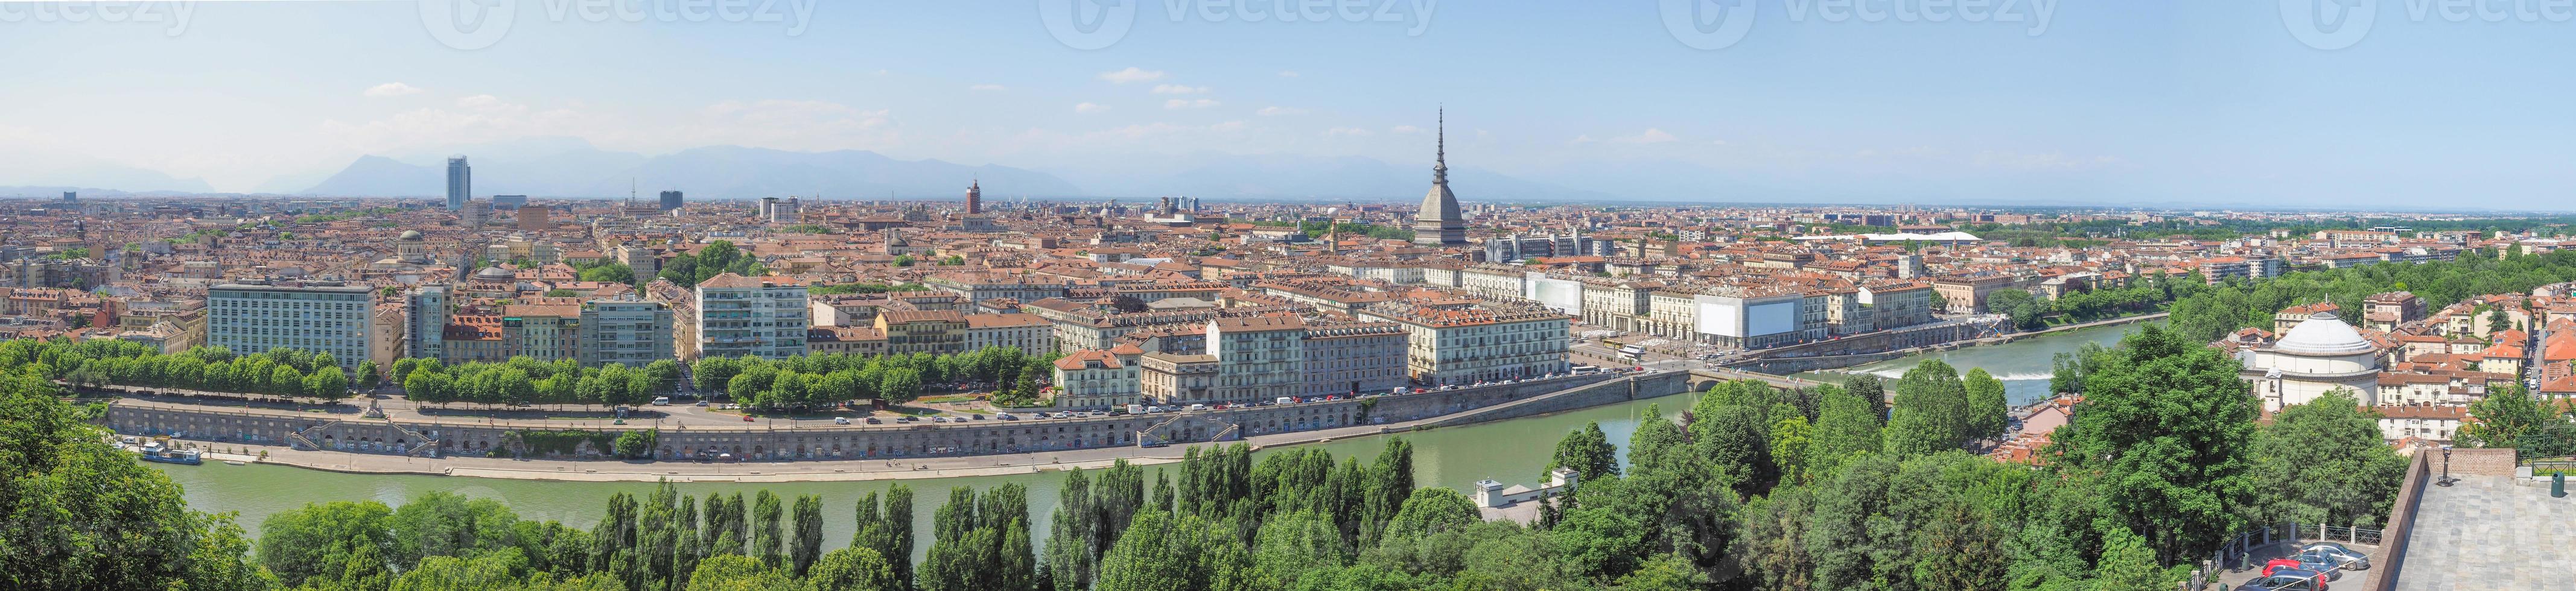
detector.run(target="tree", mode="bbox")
[305,365,351,405]
[2459,383,2554,447]
[386,490,522,569]
[357,359,384,390]
[789,495,824,577]
[1360,438,1416,546]
[807,548,898,591]
[1805,388,1882,481]
[2088,526,2167,591]
[1843,374,1887,425]
[1092,511,1255,591]
[2256,391,2408,526]
[2047,325,2259,563]
[1543,421,1620,483]
[1963,367,2010,441]
[682,554,797,591]
[1379,487,1481,541]
[257,500,395,587]
[750,491,783,569]
[1884,360,1968,456]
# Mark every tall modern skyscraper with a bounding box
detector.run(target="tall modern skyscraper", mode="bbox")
[1413,109,1468,246]
[445,156,471,210]
[658,190,684,210]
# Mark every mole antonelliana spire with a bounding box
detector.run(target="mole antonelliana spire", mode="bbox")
[1413,107,1467,246]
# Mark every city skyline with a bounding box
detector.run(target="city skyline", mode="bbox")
[5,2,2575,207]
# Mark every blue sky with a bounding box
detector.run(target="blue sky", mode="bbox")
[2,0,2571,208]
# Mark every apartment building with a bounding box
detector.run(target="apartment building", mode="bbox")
[577,299,674,367]
[874,310,968,355]
[207,282,380,372]
[1053,349,1142,409]
[1206,315,1308,402]
[692,273,809,360]
[1360,303,1571,386]
[964,313,1055,354]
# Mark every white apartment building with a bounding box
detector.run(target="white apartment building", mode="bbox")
[1206,315,1308,402]
[208,282,381,371]
[1360,303,1571,386]
[577,299,675,367]
[692,273,809,360]
[1299,321,1409,397]
[1053,349,1141,409]
[964,313,1057,355]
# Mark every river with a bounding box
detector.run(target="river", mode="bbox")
[150,323,2145,561]
[1790,321,2156,406]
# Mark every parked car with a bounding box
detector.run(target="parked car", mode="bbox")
[2298,543,2370,570]
[2263,566,2333,587]
[650,397,670,406]
[2240,575,2325,591]
[2265,556,2339,580]
[695,400,708,406]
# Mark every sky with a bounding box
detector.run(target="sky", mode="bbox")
[2,0,2573,209]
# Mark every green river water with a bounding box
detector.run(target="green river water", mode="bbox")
[148,321,2152,561]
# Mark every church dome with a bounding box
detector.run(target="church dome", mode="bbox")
[474,267,513,280]
[399,230,424,241]
[2275,311,2376,356]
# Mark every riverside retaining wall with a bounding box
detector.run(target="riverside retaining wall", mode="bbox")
[104,372,1645,463]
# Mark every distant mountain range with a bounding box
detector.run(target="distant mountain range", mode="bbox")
[14,137,1626,203]
[296,144,1083,201]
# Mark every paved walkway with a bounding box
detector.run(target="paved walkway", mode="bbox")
[145,371,1688,482]
[2394,475,2576,590]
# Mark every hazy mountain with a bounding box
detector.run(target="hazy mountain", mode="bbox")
[292,144,1078,201]
[583,146,1081,201]
[1051,152,1626,204]
[0,161,214,195]
[302,156,444,197]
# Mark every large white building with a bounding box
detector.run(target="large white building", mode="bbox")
[1207,315,1308,402]
[577,299,674,367]
[208,282,381,372]
[693,273,810,360]
[1361,303,1571,386]
[2242,311,2384,411]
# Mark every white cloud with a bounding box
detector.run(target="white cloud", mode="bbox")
[970,84,1008,91]
[1096,67,1168,84]
[1074,102,1111,114]
[1151,84,1210,95]
[363,83,422,98]
[1325,127,1374,137]
[1609,128,1679,144]
[1391,125,1424,134]
[1257,106,1308,116]
[1164,99,1220,110]
[1278,71,1300,77]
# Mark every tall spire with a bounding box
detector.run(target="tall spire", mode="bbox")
[1433,106,1448,186]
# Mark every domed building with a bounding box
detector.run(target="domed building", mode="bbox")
[2241,311,2383,411]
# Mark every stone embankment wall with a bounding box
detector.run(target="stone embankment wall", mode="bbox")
[105,373,1650,463]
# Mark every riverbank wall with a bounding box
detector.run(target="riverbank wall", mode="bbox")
[1723,312,2167,375]
[103,371,1685,478]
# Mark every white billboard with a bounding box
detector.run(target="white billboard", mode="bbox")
[1692,295,1741,337]
[1746,300,1797,336]
[1524,273,1583,315]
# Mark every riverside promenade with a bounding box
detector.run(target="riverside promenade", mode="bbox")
[128,370,1696,482]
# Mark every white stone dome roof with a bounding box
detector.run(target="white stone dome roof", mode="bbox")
[399,230,424,241]
[2275,311,2376,356]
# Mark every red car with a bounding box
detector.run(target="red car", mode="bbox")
[740,415,755,422]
